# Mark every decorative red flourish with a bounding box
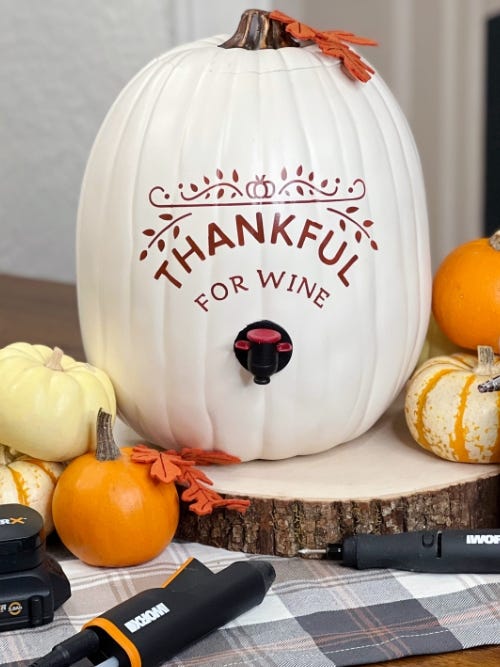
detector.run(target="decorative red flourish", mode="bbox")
[131,445,251,516]
[269,10,377,83]
[141,168,378,263]
[148,168,366,209]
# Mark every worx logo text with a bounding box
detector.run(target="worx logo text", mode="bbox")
[466,534,500,545]
[124,602,170,633]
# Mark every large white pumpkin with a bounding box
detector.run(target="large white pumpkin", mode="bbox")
[77,10,431,461]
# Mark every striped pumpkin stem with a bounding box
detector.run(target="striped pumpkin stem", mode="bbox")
[488,230,500,251]
[476,345,495,376]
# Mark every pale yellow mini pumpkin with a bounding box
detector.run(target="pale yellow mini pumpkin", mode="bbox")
[405,345,500,463]
[0,444,64,532]
[0,342,116,461]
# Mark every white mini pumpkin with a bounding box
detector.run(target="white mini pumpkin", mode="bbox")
[77,10,431,461]
[0,342,116,461]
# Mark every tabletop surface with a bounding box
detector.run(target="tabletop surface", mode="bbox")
[1,271,499,667]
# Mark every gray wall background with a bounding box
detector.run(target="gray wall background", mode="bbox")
[1,1,498,282]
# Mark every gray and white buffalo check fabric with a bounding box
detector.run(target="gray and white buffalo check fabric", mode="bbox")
[2,539,500,666]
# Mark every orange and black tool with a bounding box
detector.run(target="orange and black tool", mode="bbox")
[29,557,275,667]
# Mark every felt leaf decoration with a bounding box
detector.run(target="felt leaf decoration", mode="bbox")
[269,10,377,83]
[131,445,250,516]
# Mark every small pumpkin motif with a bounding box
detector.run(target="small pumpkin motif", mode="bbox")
[432,229,500,353]
[246,175,275,199]
[52,410,179,567]
[405,345,500,463]
[0,342,116,461]
[0,445,64,532]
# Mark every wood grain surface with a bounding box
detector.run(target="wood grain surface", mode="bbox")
[1,272,499,667]
[0,273,84,358]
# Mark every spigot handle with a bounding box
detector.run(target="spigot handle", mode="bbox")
[247,328,282,344]
[233,320,293,384]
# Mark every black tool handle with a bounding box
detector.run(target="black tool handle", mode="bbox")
[341,529,500,573]
[29,559,275,667]
[87,559,275,667]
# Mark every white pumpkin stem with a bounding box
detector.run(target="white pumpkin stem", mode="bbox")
[476,345,495,376]
[488,230,500,251]
[96,409,121,461]
[45,347,64,371]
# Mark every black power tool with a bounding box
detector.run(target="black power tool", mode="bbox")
[0,503,71,631]
[29,556,275,667]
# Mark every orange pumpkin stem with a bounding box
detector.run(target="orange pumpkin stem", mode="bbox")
[95,409,121,461]
[489,230,500,251]
[45,347,64,371]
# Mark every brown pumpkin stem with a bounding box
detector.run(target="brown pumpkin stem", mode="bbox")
[476,345,495,376]
[96,409,121,461]
[488,230,500,251]
[45,347,64,371]
[219,9,300,50]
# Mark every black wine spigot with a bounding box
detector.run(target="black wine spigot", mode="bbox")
[233,320,293,385]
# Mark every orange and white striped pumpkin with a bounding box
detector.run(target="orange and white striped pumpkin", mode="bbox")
[404,346,500,463]
[0,445,64,532]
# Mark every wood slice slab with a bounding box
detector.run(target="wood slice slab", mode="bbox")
[116,396,500,557]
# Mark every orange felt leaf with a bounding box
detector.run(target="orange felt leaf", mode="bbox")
[178,465,214,488]
[131,445,249,515]
[151,453,185,484]
[322,30,378,47]
[178,466,250,516]
[268,10,295,25]
[131,445,187,484]
[214,498,252,513]
[284,21,317,41]
[180,482,250,517]
[177,448,242,466]
[269,9,377,83]
[268,11,318,41]
[180,484,218,516]
[131,444,161,463]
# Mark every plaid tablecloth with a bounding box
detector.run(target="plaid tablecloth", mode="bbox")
[2,539,500,667]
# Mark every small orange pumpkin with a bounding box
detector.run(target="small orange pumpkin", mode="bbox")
[432,230,500,353]
[52,410,179,567]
